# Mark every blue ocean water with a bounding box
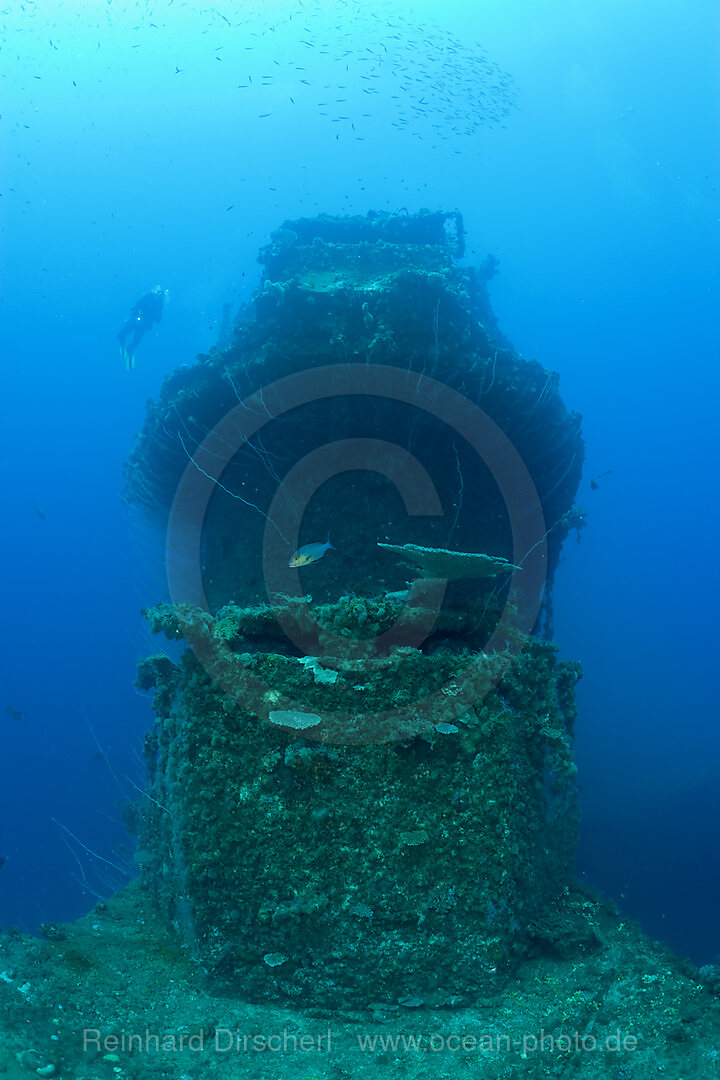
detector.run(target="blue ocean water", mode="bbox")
[1,0,718,967]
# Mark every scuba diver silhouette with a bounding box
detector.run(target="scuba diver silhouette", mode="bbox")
[117,286,167,369]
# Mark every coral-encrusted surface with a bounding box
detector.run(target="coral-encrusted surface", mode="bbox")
[123,210,593,1025]
[124,211,584,613]
[136,596,582,1007]
[2,883,720,1080]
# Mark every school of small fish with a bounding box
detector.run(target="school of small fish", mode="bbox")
[1,0,516,199]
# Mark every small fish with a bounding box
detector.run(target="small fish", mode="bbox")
[0,855,6,871]
[289,535,333,568]
[590,469,613,491]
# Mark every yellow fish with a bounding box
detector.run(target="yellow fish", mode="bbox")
[289,535,333,568]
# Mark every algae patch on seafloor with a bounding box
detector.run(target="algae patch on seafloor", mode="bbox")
[1,884,720,1079]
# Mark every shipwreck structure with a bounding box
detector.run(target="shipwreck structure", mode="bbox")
[128,210,587,1006]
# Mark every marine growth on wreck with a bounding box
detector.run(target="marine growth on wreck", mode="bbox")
[127,209,587,1006]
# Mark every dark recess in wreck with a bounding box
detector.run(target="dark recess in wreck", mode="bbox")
[125,209,584,625]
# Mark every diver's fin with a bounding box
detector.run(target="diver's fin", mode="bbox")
[126,350,135,371]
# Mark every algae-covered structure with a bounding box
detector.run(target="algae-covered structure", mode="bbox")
[5,210,720,1080]
[127,210,588,1006]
